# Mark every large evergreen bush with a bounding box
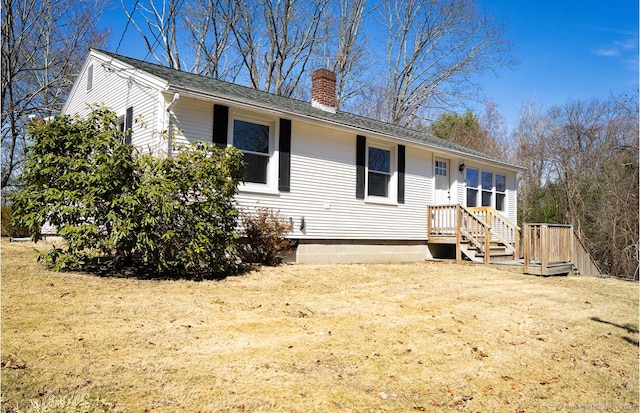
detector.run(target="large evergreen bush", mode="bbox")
[12,108,245,277]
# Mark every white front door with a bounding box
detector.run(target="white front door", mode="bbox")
[434,157,452,204]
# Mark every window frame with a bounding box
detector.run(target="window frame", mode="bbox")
[465,167,479,208]
[116,114,125,141]
[365,140,397,204]
[435,159,447,177]
[495,173,506,211]
[229,112,278,194]
[115,107,133,145]
[87,64,94,91]
[481,171,493,207]
[465,166,509,211]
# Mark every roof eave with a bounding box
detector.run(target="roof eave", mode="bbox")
[166,84,524,173]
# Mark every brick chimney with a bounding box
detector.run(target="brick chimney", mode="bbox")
[311,69,337,113]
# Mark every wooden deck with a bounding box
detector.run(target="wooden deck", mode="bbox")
[427,205,602,277]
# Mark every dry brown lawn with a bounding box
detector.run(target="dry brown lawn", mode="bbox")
[2,239,638,412]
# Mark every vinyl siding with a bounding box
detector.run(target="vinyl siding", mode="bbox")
[63,53,521,240]
[235,119,432,240]
[170,96,213,145]
[63,54,164,154]
[506,173,517,223]
[166,97,523,240]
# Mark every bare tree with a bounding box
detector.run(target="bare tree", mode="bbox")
[120,0,184,69]
[125,0,330,98]
[479,100,510,160]
[224,0,330,97]
[316,0,376,109]
[513,99,556,223]
[380,0,513,126]
[1,0,109,189]
[119,0,513,117]
[515,95,639,279]
[183,0,239,79]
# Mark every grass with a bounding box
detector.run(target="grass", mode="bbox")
[2,239,638,412]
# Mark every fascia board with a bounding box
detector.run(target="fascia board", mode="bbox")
[90,49,170,91]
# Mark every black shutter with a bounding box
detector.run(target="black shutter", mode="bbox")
[397,144,405,204]
[125,106,133,145]
[356,135,366,199]
[213,104,229,148]
[279,118,291,192]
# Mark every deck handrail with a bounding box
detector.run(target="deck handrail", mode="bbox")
[428,205,491,265]
[469,207,520,258]
[458,205,492,265]
[522,223,602,276]
[572,229,603,276]
[429,207,602,276]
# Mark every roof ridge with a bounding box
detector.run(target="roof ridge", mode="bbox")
[92,48,315,109]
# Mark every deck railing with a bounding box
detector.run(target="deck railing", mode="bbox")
[469,207,520,257]
[429,207,602,276]
[428,205,520,263]
[522,224,602,276]
[523,224,572,275]
[428,205,492,265]
[572,230,603,276]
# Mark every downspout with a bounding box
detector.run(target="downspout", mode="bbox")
[165,92,180,157]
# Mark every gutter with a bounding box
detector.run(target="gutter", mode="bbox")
[165,92,180,156]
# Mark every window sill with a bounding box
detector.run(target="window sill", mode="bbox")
[238,183,280,196]
[364,197,398,207]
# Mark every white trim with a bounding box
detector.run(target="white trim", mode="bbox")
[434,156,452,205]
[365,139,397,204]
[228,110,279,194]
[311,99,337,113]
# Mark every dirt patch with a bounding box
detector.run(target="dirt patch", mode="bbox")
[2,240,638,412]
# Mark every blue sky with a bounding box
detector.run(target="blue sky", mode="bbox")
[475,0,639,128]
[100,1,639,130]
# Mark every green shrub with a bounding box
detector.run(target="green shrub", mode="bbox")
[237,207,297,266]
[131,143,244,275]
[11,108,244,277]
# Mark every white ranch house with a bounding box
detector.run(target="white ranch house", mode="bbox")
[63,49,524,265]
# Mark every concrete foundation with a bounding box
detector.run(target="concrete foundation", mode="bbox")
[293,240,428,264]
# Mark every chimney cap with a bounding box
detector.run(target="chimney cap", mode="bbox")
[312,68,336,81]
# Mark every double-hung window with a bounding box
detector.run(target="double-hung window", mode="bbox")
[495,174,506,211]
[356,135,403,203]
[481,171,493,207]
[466,168,479,207]
[466,168,508,211]
[233,119,271,185]
[368,146,391,197]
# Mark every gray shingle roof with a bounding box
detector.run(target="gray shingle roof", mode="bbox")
[94,49,520,170]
